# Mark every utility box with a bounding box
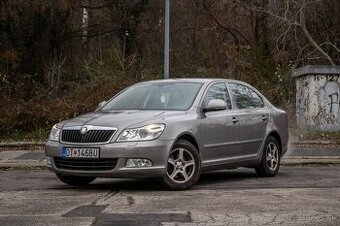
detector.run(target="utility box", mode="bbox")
[292,65,340,131]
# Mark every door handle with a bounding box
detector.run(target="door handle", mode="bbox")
[261,115,268,121]
[231,117,239,124]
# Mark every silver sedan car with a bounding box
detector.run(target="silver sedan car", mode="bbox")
[45,79,288,190]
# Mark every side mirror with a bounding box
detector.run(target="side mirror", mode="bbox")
[96,101,107,111]
[203,99,227,112]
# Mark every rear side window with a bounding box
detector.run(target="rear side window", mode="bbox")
[250,89,264,108]
[203,83,232,109]
[229,83,264,109]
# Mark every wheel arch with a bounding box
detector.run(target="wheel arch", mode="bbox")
[267,131,282,156]
[173,132,200,153]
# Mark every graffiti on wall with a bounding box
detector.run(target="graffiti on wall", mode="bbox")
[319,81,340,114]
[296,77,309,121]
[318,80,340,123]
[296,74,340,130]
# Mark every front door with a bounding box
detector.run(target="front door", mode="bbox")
[201,82,241,164]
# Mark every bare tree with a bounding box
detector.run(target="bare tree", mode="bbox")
[232,0,339,66]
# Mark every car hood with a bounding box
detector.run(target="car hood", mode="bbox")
[60,110,185,130]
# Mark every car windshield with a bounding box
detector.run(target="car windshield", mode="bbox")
[101,82,203,111]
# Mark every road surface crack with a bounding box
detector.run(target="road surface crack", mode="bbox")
[92,190,119,205]
[120,193,135,206]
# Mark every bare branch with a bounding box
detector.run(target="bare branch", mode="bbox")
[202,0,250,48]
[232,0,301,26]
[80,2,117,10]
[321,42,340,54]
[299,4,335,65]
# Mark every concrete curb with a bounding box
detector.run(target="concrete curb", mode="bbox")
[0,142,45,147]
[282,157,340,165]
[290,140,340,147]
[0,159,47,170]
[0,142,45,152]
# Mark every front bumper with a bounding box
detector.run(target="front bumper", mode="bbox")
[45,139,174,178]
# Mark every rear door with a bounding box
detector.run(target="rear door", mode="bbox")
[201,82,241,164]
[228,82,269,157]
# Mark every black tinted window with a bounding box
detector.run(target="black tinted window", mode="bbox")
[203,83,232,109]
[229,83,264,109]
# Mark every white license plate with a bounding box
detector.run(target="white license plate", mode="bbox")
[62,147,99,159]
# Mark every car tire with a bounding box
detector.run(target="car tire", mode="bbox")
[56,173,96,186]
[255,136,281,177]
[162,139,201,190]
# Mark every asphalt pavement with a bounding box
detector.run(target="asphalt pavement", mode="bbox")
[0,144,339,225]
[0,166,340,225]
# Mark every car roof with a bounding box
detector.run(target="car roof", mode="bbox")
[139,78,243,85]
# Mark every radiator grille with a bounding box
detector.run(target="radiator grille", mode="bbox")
[61,129,115,143]
[53,157,118,171]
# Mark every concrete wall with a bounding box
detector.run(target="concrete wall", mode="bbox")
[295,73,340,131]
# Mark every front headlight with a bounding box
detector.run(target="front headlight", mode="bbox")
[49,124,61,141]
[117,124,165,142]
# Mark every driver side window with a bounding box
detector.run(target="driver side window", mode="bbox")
[203,83,232,109]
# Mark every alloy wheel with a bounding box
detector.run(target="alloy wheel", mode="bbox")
[166,148,195,183]
[266,142,279,171]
